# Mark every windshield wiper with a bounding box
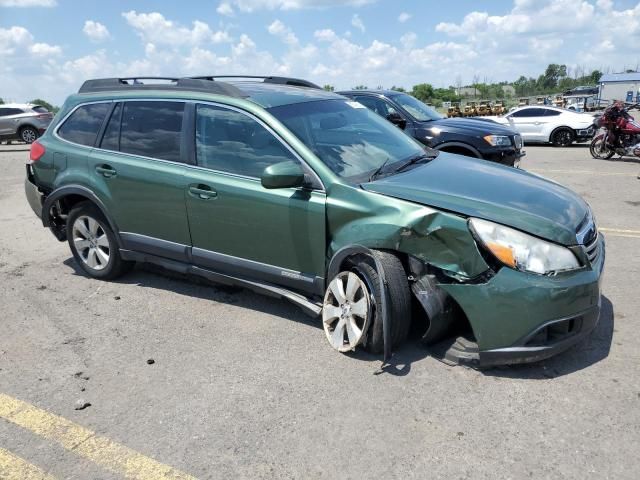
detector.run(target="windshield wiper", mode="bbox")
[368,157,393,182]
[394,151,438,174]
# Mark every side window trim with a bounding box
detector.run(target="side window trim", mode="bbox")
[193,101,324,191]
[95,102,117,148]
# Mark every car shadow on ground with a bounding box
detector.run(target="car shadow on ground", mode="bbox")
[64,258,614,379]
[62,258,322,330]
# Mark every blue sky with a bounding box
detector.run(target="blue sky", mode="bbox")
[1,0,639,104]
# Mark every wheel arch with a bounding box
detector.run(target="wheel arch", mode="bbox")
[41,185,122,247]
[434,141,483,159]
[549,125,574,142]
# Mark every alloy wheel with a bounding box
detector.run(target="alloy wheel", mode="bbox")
[322,271,370,352]
[72,215,110,271]
[21,128,37,144]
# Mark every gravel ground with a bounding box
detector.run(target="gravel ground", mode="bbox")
[0,146,638,479]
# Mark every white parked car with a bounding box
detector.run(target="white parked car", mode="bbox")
[488,106,596,147]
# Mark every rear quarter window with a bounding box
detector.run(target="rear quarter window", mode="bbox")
[32,106,49,114]
[57,103,110,147]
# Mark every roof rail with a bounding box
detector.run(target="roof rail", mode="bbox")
[78,77,246,98]
[190,75,321,89]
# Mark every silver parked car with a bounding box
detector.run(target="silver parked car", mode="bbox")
[0,103,54,144]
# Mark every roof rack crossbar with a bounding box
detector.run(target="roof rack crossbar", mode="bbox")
[190,75,321,89]
[78,77,246,98]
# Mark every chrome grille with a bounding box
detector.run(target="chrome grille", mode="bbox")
[583,232,599,263]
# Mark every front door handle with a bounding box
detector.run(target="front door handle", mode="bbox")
[188,184,217,200]
[95,165,117,178]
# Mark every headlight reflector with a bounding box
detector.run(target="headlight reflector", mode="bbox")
[483,134,511,146]
[469,218,580,274]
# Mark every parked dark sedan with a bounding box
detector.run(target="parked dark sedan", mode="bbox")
[338,90,525,167]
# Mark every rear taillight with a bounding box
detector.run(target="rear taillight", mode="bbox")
[29,140,45,164]
[36,114,50,120]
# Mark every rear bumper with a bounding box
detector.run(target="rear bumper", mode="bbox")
[25,168,44,219]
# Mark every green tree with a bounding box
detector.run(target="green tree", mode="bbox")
[29,98,58,113]
[323,85,335,92]
[390,85,406,92]
[353,85,368,90]
[0,98,4,105]
[411,83,434,102]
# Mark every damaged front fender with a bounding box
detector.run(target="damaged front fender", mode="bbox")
[326,183,489,280]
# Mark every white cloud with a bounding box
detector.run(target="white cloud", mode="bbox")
[83,20,110,42]
[398,12,411,23]
[0,0,56,6]
[0,26,60,58]
[216,0,375,12]
[122,11,232,46]
[351,14,365,33]
[29,42,61,56]
[267,19,299,45]
[217,2,234,16]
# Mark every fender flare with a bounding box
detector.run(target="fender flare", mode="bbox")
[434,141,483,158]
[327,245,392,362]
[41,184,122,247]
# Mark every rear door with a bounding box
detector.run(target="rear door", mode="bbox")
[183,103,326,295]
[0,107,24,136]
[88,100,192,261]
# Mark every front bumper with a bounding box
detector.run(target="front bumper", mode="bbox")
[439,234,605,367]
[575,125,595,141]
[481,147,526,167]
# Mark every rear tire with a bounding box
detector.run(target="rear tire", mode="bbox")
[551,128,575,147]
[66,202,133,280]
[20,126,38,144]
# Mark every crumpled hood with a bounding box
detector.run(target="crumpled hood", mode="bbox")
[362,153,589,246]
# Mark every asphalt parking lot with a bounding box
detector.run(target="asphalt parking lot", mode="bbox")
[0,145,639,479]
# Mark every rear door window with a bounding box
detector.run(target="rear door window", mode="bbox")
[57,103,110,146]
[119,101,184,162]
[100,103,122,151]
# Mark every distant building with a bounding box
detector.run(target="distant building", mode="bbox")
[455,86,477,97]
[598,72,640,103]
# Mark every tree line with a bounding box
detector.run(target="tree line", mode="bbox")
[323,63,609,105]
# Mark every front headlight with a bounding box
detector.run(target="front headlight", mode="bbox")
[483,134,511,146]
[469,218,580,274]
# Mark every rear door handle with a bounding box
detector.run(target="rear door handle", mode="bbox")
[95,165,117,178]
[188,184,217,200]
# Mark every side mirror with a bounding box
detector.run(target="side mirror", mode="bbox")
[387,112,407,129]
[261,161,306,189]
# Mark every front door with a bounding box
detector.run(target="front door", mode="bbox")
[88,100,192,260]
[184,103,326,295]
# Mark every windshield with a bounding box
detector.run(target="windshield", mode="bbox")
[268,99,426,183]
[391,93,443,122]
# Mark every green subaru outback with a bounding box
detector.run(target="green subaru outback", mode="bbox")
[25,76,604,367]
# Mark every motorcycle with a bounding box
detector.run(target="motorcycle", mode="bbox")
[590,101,640,159]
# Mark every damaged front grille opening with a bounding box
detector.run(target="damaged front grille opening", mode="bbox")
[524,317,581,347]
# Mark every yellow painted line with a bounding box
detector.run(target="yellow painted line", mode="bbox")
[600,227,640,234]
[0,447,57,480]
[0,393,197,480]
[529,169,637,177]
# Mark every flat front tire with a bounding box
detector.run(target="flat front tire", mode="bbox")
[323,251,411,354]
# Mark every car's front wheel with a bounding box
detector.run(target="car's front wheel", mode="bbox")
[20,126,38,144]
[322,251,411,354]
[67,202,133,280]
[551,128,575,147]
